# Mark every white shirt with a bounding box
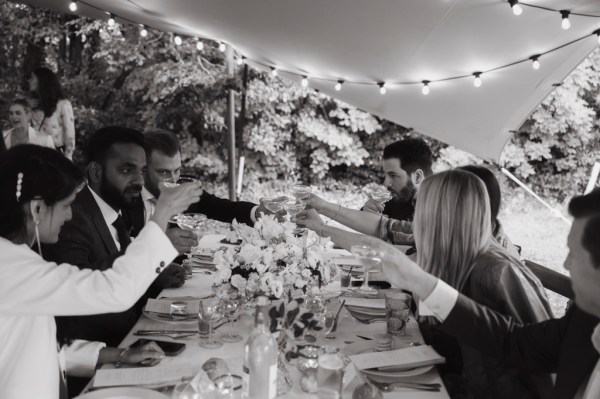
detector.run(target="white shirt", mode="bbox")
[88,186,122,250]
[3,126,55,149]
[0,222,177,399]
[423,279,600,399]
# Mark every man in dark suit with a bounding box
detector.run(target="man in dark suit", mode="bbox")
[123,129,276,251]
[377,189,600,399]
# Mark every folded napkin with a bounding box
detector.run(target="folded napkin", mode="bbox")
[145,298,200,315]
[342,298,385,309]
[350,345,445,371]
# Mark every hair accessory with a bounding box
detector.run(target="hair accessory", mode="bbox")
[16,172,24,202]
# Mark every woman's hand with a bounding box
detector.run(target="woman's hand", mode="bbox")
[305,193,328,212]
[293,209,326,232]
[151,182,203,230]
[121,341,165,367]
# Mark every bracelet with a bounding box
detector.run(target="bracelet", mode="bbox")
[115,348,131,368]
[331,204,342,223]
[319,222,329,237]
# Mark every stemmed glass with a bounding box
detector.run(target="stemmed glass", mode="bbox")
[370,188,393,214]
[349,245,381,292]
[284,200,307,238]
[219,295,242,343]
[290,184,312,202]
[198,298,224,349]
[176,213,207,254]
[260,196,288,213]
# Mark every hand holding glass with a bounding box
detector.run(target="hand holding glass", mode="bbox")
[371,188,392,214]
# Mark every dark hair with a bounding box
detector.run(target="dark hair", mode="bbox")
[144,129,181,158]
[0,145,83,239]
[86,126,145,165]
[569,189,600,268]
[10,98,31,111]
[31,67,65,118]
[458,165,501,233]
[383,138,433,176]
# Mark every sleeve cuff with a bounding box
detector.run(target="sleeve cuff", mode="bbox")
[64,340,107,377]
[421,279,459,322]
[250,206,259,223]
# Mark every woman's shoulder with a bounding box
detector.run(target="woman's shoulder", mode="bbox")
[468,248,518,287]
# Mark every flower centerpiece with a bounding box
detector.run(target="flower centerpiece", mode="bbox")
[213,215,336,299]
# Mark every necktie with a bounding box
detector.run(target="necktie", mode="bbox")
[112,215,131,251]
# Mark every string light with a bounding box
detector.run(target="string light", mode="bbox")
[107,14,115,27]
[68,1,77,12]
[422,80,430,95]
[196,40,204,51]
[508,0,522,16]
[473,72,482,87]
[174,35,182,46]
[270,67,278,77]
[301,76,309,87]
[139,25,148,38]
[530,55,540,70]
[219,42,226,52]
[560,10,571,30]
[334,80,343,91]
[236,56,246,66]
[378,82,387,95]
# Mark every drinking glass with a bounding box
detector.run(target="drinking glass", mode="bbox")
[176,213,207,253]
[385,291,412,336]
[260,196,288,213]
[317,353,350,399]
[370,188,392,214]
[349,245,381,292]
[219,296,242,343]
[290,184,312,201]
[320,301,338,340]
[198,298,224,349]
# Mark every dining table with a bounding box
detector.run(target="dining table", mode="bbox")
[81,234,450,399]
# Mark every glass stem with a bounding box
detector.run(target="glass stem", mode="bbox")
[208,321,213,342]
[363,267,370,288]
[229,317,234,336]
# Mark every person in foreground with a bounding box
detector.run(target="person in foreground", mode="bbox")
[368,189,599,399]
[0,145,202,399]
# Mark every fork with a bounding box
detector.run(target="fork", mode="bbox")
[366,377,441,392]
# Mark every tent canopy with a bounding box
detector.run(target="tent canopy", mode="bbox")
[22,0,600,160]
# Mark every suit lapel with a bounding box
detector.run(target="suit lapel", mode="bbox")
[554,307,600,398]
[77,187,119,255]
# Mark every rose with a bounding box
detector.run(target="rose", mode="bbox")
[238,243,262,264]
[231,274,247,289]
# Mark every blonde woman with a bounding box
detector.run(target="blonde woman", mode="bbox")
[295,170,552,398]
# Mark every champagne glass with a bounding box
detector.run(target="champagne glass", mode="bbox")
[177,213,207,254]
[163,176,200,224]
[290,184,312,201]
[350,245,381,292]
[260,196,288,213]
[198,298,224,349]
[219,296,242,343]
[370,188,393,214]
[284,200,307,238]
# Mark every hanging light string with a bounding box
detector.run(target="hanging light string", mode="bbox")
[514,1,600,18]
[68,1,600,93]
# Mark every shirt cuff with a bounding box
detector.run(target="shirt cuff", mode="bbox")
[250,206,259,223]
[421,279,459,322]
[64,340,107,377]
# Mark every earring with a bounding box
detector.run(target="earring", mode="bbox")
[33,217,43,257]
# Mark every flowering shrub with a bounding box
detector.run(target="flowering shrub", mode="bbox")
[212,215,336,299]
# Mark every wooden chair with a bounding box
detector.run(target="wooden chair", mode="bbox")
[523,259,574,300]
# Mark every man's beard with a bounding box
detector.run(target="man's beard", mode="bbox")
[392,180,417,203]
[99,175,142,210]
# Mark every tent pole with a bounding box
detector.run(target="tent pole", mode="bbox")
[225,44,237,201]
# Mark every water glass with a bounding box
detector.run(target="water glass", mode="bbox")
[170,301,188,320]
[385,291,412,336]
[317,353,349,399]
[182,259,194,279]
[219,296,242,343]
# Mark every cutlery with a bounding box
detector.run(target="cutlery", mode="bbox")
[356,335,373,340]
[330,300,345,333]
[366,377,441,392]
[134,331,197,339]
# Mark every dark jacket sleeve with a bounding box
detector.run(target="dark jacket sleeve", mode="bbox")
[188,190,256,226]
[441,293,570,374]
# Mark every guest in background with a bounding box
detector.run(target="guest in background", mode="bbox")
[0,145,201,399]
[28,67,75,159]
[3,98,55,149]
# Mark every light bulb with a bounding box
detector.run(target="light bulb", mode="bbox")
[532,57,540,70]
[196,40,204,51]
[68,1,77,12]
[107,15,115,27]
[597,33,600,45]
[422,81,430,95]
[301,76,308,87]
[271,67,278,77]
[473,73,482,88]
[174,35,182,46]
[509,0,522,16]
[236,57,245,66]
[219,42,226,52]
[334,80,343,91]
[561,11,571,30]
[378,83,386,95]
[139,26,148,38]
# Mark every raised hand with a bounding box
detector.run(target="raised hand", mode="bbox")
[362,197,385,214]
[293,208,326,232]
[152,182,203,230]
[305,193,328,212]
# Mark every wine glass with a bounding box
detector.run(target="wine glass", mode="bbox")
[176,213,207,253]
[219,296,242,343]
[163,176,200,224]
[349,245,381,292]
[198,298,224,349]
[284,200,307,238]
[370,188,393,214]
[261,196,288,213]
[290,184,312,201]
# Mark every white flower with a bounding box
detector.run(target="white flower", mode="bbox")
[271,279,284,298]
[238,244,262,264]
[217,268,232,282]
[231,274,247,289]
[301,268,312,279]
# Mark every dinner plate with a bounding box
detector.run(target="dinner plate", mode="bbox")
[142,309,198,323]
[74,387,168,399]
[345,305,386,317]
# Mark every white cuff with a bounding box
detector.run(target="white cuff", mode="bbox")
[421,279,459,322]
[64,340,107,377]
[250,205,259,223]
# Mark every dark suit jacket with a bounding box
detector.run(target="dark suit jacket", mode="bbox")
[441,294,599,399]
[44,186,139,347]
[123,189,256,237]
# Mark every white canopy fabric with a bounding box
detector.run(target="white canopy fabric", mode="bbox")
[22,0,600,160]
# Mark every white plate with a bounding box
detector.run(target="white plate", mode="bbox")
[75,387,168,399]
[346,306,386,317]
[142,309,198,323]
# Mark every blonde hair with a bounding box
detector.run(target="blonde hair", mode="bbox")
[414,170,493,291]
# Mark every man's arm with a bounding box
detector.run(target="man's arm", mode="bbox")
[188,191,256,226]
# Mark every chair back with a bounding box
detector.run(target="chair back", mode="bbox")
[523,259,574,300]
